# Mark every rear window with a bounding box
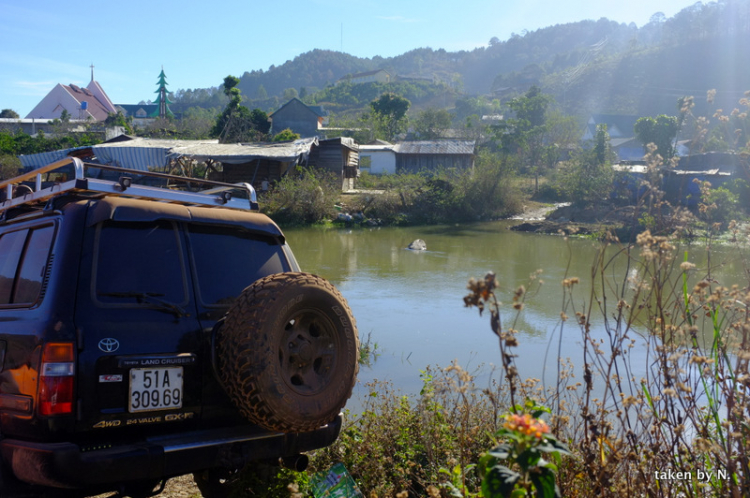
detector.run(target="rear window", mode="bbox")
[93,221,188,306]
[188,225,289,307]
[0,224,55,307]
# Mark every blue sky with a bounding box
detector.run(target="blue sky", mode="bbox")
[1,0,700,117]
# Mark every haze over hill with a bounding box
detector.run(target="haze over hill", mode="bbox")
[170,0,750,122]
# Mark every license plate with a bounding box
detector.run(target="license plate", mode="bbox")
[129,367,183,413]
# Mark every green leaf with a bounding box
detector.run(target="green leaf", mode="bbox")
[488,443,512,460]
[482,464,521,498]
[529,468,559,498]
[515,448,541,470]
[537,437,572,457]
[443,482,465,498]
[479,453,497,478]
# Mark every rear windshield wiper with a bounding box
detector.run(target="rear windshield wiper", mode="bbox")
[97,291,190,318]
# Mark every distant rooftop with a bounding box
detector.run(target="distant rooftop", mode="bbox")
[394,140,475,155]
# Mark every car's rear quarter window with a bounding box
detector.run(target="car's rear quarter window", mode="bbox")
[188,225,289,307]
[0,224,55,306]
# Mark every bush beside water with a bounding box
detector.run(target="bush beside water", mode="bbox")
[259,152,522,227]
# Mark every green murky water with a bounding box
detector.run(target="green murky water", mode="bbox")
[283,222,749,404]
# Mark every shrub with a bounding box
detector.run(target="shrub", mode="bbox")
[260,167,339,225]
[726,178,750,208]
[697,180,738,227]
[356,150,521,225]
[0,153,21,180]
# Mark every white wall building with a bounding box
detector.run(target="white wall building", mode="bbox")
[359,143,396,175]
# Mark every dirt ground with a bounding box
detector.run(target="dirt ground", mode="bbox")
[88,474,200,498]
[509,201,643,237]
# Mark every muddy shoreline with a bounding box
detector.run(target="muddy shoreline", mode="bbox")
[508,202,641,238]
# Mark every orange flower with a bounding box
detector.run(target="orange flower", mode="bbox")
[503,413,550,440]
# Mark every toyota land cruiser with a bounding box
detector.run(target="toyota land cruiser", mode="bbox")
[0,158,359,497]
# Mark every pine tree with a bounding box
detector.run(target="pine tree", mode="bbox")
[150,68,174,119]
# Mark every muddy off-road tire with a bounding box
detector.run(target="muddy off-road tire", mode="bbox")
[218,272,359,433]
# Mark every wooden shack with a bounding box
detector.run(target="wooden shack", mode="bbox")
[309,137,359,191]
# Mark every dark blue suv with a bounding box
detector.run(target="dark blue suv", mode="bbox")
[0,159,359,497]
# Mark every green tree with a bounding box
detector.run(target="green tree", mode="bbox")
[272,128,301,142]
[413,108,453,139]
[150,69,174,119]
[178,106,219,139]
[212,76,269,142]
[559,124,615,205]
[256,84,268,100]
[370,93,410,141]
[493,86,553,193]
[283,88,299,101]
[0,109,20,119]
[104,111,134,134]
[249,109,271,135]
[634,115,679,162]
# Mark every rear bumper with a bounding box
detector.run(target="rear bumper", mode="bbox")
[1,416,341,490]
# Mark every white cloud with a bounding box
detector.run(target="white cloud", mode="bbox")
[13,80,58,97]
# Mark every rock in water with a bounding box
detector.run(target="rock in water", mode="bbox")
[407,239,426,251]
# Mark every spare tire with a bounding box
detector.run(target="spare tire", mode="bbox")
[218,272,359,433]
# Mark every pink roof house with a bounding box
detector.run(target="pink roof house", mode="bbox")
[26,67,117,121]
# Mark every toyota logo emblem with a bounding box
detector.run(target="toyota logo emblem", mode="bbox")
[98,338,120,353]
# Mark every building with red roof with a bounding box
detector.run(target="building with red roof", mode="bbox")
[25,66,117,122]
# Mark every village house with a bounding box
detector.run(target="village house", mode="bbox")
[26,67,117,122]
[359,141,397,175]
[308,137,359,190]
[663,152,741,207]
[394,140,476,173]
[583,114,645,161]
[358,140,476,175]
[17,135,362,193]
[269,98,328,138]
[116,104,160,128]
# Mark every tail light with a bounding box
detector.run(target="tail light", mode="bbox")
[39,342,75,416]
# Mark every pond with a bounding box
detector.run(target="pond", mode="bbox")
[283,222,749,409]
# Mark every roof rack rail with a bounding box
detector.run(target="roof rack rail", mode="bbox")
[0,157,258,213]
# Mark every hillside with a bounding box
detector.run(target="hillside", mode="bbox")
[237,50,377,100]
[170,0,750,122]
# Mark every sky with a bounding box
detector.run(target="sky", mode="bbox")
[1,0,702,117]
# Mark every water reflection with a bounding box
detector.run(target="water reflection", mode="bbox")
[284,223,748,409]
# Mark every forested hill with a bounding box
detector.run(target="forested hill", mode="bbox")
[232,18,638,101]
[237,50,378,100]
[173,0,750,120]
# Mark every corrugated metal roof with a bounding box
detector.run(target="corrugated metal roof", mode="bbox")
[20,137,320,172]
[671,168,730,176]
[19,147,91,169]
[394,140,475,155]
[359,145,395,152]
[173,138,319,163]
[91,137,319,169]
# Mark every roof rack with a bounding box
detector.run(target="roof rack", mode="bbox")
[0,157,259,213]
